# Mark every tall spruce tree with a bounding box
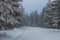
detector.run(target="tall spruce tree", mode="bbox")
[0,0,23,30]
[41,0,60,29]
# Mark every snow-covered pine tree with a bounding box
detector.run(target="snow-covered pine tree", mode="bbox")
[0,0,23,30]
[41,0,60,29]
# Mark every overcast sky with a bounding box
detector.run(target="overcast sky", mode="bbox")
[23,0,48,13]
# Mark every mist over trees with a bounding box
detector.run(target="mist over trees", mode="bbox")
[24,0,60,29]
[24,10,40,27]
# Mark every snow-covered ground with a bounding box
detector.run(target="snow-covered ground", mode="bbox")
[0,27,26,40]
[0,27,60,40]
[15,27,60,40]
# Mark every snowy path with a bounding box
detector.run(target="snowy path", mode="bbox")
[0,27,26,40]
[0,27,60,40]
[15,27,60,40]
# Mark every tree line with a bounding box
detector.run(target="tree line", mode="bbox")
[23,0,60,29]
[0,0,60,30]
[24,10,40,27]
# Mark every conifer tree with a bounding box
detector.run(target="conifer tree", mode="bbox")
[41,0,60,29]
[0,0,23,30]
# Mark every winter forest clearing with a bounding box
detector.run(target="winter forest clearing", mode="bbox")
[0,0,60,40]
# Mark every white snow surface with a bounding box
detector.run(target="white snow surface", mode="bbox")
[0,28,24,40]
[0,27,60,40]
[15,27,60,40]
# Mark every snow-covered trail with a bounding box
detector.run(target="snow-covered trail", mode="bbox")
[0,27,60,40]
[0,27,26,40]
[15,27,60,40]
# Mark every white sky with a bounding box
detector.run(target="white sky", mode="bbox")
[23,0,48,13]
